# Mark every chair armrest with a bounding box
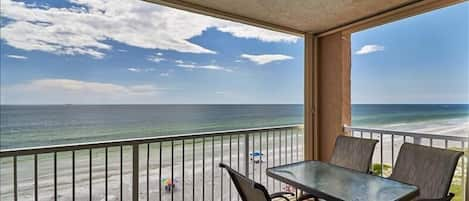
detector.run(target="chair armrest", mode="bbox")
[270,191,295,197]
[417,193,455,201]
[296,193,318,201]
[270,191,295,201]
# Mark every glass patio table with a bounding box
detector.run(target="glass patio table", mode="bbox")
[266,160,418,201]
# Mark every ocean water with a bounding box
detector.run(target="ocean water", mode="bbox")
[1,104,468,149]
[352,104,469,135]
[0,104,303,149]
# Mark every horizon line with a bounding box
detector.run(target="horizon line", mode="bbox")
[1,103,468,106]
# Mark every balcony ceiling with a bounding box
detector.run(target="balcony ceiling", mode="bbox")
[147,0,418,34]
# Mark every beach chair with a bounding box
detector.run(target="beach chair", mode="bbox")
[389,143,463,201]
[297,135,378,201]
[219,163,294,201]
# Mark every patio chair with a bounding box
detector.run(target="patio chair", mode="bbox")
[389,143,463,201]
[219,163,294,201]
[297,135,378,201]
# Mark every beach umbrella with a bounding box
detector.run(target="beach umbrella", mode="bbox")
[162,178,176,192]
[249,151,264,157]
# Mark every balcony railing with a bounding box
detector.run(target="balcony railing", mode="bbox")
[2,124,467,201]
[0,125,304,201]
[345,125,469,200]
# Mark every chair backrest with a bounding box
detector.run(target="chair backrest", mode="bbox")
[330,135,378,172]
[219,163,271,201]
[390,143,463,199]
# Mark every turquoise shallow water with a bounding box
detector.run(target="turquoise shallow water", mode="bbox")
[1,104,468,149]
[352,104,469,126]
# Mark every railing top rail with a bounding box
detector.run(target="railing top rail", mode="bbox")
[0,124,302,157]
[344,125,468,142]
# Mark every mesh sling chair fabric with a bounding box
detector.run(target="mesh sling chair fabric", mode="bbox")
[297,135,378,201]
[389,143,464,201]
[219,163,294,201]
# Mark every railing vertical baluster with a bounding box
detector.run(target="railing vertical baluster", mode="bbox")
[237,135,240,201]
[380,133,383,177]
[259,132,262,184]
[221,136,224,201]
[430,138,433,147]
[211,137,215,201]
[13,156,17,201]
[466,141,469,201]
[159,143,162,201]
[54,152,58,201]
[279,130,282,165]
[279,130,282,191]
[192,138,195,201]
[120,146,123,201]
[285,129,288,165]
[105,147,108,201]
[290,129,294,163]
[273,130,276,191]
[391,134,394,168]
[171,141,174,201]
[229,135,232,201]
[252,133,255,180]
[89,149,92,201]
[182,140,185,201]
[266,131,269,189]
[35,154,39,201]
[146,144,150,201]
[202,137,205,201]
[445,140,448,149]
[296,128,299,161]
[132,144,139,201]
[461,141,465,195]
[244,133,249,177]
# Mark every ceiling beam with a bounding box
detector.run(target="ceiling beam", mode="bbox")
[143,0,305,36]
[316,0,465,37]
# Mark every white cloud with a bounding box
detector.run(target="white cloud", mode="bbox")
[147,53,166,63]
[240,54,293,65]
[160,72,169,77]
[175,60,184,64]
[177,63,233,72]
[355,45,384,55]
[127,68,140,72]
[6,54,28,59]
[127,67,155,73]
[0,0,297,59]
[0,79,162,104]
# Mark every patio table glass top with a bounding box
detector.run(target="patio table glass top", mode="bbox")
[266,161,418,201]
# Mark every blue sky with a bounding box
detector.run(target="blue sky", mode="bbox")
[352,2,468,104]
[0,1,467,104]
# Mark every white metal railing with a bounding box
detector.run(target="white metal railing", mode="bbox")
[5,124,464,200]
[345,125,469,199]
[0,125,304,201]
